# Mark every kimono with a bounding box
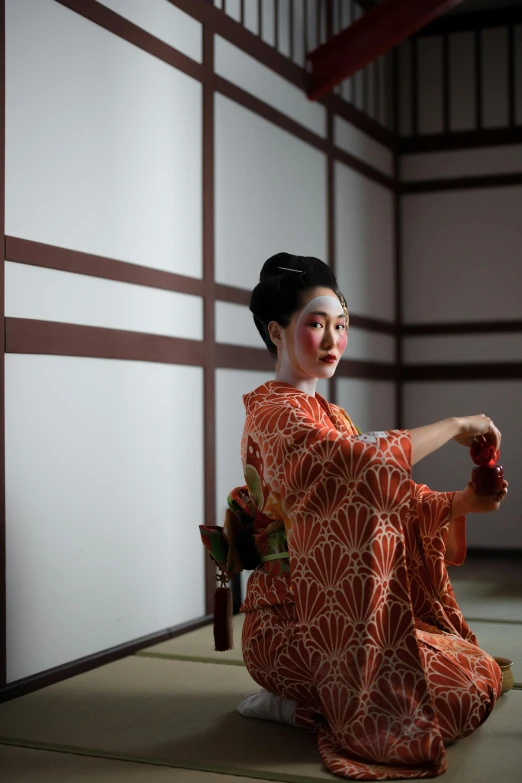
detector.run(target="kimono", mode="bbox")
[239,381,501,780]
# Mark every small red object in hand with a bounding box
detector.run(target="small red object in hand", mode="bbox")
[470,436,500,468]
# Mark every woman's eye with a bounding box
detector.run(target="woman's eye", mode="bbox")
[310,322,323,329]
[336,324,346,330]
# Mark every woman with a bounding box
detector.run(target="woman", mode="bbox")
[223,253,507,780]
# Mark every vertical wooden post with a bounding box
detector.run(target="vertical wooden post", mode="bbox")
[393,49,403,430]
[0,0,6,687]
[202,27,217,615]
[443,32,450,132]
[327,108,338,406]
[475,28,482,130]
[508,24,515,128]
[411,38,418,136]
[289,0,294,61]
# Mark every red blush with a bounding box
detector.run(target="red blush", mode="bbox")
[296,322,323,354]
[337,330,348,354]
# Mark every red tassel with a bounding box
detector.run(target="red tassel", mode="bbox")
[213,585,233,652]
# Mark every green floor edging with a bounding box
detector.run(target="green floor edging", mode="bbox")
[134,650,522,691]
[135,651,246,667]
[135,616,522,668]
[464,617,522,626]
[0,736,330,783]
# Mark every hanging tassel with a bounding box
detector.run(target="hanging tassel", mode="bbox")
[213,569,234,652]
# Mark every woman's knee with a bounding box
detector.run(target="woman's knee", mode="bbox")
[432,674,498,741]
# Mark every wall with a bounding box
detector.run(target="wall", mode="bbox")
[1,0,398,689]
[398,18,522,138]
[215,0,395,130]
[399,22,522,550]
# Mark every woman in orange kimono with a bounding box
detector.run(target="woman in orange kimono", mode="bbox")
[230,253,507,780]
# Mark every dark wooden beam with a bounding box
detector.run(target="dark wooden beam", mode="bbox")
[307,0,464,100]
[403,320,522,336]
[403,363,522,382]
[400,126,522,154]
[400,171,522,193]
[418,5,522,37]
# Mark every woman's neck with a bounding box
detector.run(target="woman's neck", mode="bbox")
[274,365,317,397]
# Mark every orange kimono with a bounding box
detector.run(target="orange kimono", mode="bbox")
[240,381,501,780]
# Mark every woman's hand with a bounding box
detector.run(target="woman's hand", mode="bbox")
[452,480,508,517]
[453,414,501,450]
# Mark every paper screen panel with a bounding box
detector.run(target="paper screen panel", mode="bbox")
[5,356,205,682]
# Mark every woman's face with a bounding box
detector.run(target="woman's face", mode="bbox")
[276,286,349,381]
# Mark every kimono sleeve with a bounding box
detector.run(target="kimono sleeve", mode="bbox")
[261,402,413,527]
[412,483,467,567]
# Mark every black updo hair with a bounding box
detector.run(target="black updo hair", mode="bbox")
[250,252,347,357]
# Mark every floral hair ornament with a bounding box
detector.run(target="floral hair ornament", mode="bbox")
[337,289,350,327]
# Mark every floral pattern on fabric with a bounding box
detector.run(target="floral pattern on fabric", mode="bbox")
[239,381,501,780]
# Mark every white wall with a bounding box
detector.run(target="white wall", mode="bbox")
[417,36,443,135]
[449,32,475,131]
[481,27,509,128]
[404,333,522,365]
[5,262,204,340]
[401,147,522,550]
[5,356,204,682]
[335,163,395,323]
[337,379,396,434]
[404,381,522,551]
[344,328,396,364]
[401,145,522,181]
[215,37,326,136]
[402,186,522,324]
[4,0,207,682]
[218,0,327,68]
[3,0,402,681]
[6,0,203,277]
[334,117,394,177]
[214,93,327,291]
[399,25,522,136]
[98,0,202,60]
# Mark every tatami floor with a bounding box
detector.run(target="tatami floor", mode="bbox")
[1,554,521,783]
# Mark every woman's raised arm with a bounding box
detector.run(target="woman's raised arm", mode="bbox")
[410,414,501,466]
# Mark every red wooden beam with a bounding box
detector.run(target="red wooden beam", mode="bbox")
[307,0,464,100]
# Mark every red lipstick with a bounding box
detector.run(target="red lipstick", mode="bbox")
[320,354,337,364]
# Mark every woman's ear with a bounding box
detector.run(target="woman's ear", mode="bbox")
[268,321,283,350]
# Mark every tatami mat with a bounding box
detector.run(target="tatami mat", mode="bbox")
[139,613,522,686]
[138,613,245,665]
[0,656,334,782]
[452,579,522,623]
[0,744,283,783]
[470,621,522,679]
[0,654,521,783]
[137,573,522,670]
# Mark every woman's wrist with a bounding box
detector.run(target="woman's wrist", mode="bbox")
[452,416,463,435]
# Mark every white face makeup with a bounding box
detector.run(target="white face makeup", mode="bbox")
[273,291,348,396]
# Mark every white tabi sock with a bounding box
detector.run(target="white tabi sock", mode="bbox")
[237,687,298,726]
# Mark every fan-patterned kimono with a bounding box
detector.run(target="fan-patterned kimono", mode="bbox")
[240,381,501,780]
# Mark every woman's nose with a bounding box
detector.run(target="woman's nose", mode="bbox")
[322,327,335,348]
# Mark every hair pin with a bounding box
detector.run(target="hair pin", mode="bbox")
[278,266,303,273]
